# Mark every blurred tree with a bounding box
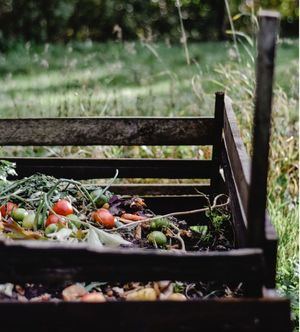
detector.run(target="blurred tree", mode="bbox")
[0,0,298,47]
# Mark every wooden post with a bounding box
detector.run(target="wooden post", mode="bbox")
[211,91,225,190]
[247,11,280,247]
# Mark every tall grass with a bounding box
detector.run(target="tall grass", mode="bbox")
[215,7,298,328]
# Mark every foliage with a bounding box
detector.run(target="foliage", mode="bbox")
[0,160,16,182]
[0,0,298,48]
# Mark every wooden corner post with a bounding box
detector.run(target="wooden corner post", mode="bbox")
[247,11,280,247]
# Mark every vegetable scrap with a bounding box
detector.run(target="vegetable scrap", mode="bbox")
[0,160,238,303]
[0,161,234,251]
[0,281,243,302]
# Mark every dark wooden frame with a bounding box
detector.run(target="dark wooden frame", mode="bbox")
[0,11,291,332]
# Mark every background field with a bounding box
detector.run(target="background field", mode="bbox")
[0,39,298,324]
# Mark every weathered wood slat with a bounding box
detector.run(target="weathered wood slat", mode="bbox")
[224,96,251,221]
[221,143,247,248]
[109,184,211,196]
[264,215,278,288]
[0,117,215,146]
[223,94,278,287]
[3,157,216,179]
[0,241,263,284]
[0,297,291,332]
[247,11,280,248]
[222,137,278,287]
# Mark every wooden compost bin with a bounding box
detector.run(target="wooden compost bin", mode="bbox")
[0,11,291,332]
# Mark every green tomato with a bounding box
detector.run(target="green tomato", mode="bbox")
[22,213,36,229]
[66,214,81,228]
[11,208,28,222]
[150,218,170,230]
[147,231,167,246]
[91,189,108,208]
[45,223,58,235]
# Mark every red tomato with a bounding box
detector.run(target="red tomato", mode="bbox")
[0,202,18,217]
[45,214,63,227]
[92,208,115,229]
[52,199,73,216]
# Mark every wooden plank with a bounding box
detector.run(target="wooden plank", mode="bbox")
[3,157,216,179]
[222,107,278,288]
[247,11,280,247]
[221,142,247,248]
[0,297,291,332]
[223,96,251,219]
[0,117,215,146]
[211,91,225,189]
[109,184,211,196]
[0,241,264,285]
[264,214,278,288]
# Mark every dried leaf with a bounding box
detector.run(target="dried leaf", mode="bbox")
[0,283,14,297]
[3,220,43,240]
[46,228,72,241]
[134,225,142,240]
[92,227,131,247]
[87,228,103,248]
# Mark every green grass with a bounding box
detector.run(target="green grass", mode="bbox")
[0,39,298,328]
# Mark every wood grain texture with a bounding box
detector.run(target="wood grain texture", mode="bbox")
[0,297,291,332]
[4,157,216,179]
[223,95,278,287]
[0,117,215,146]
[224,96,251,220]
[221,142,247,248]
[0,240,264,285]
[109,184,211,195]
[247,11,280,247]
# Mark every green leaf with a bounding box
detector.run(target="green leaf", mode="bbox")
[0,160,17,182]
[190,225,208,237]
[84,282,107,292]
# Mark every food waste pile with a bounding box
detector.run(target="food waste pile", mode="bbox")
[0,161,238,302]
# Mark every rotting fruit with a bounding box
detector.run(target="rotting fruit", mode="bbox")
[150,217,170,230]
[147,231,167,246]
[45,223,58,235]
[66,214,81,228]
[0,202,18,217]
[92,208,115,229]
[11,208,28,222]
[52,199,73,216]
[45,214,64,227]
[91,190,109,208]
[22,213,37,229]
